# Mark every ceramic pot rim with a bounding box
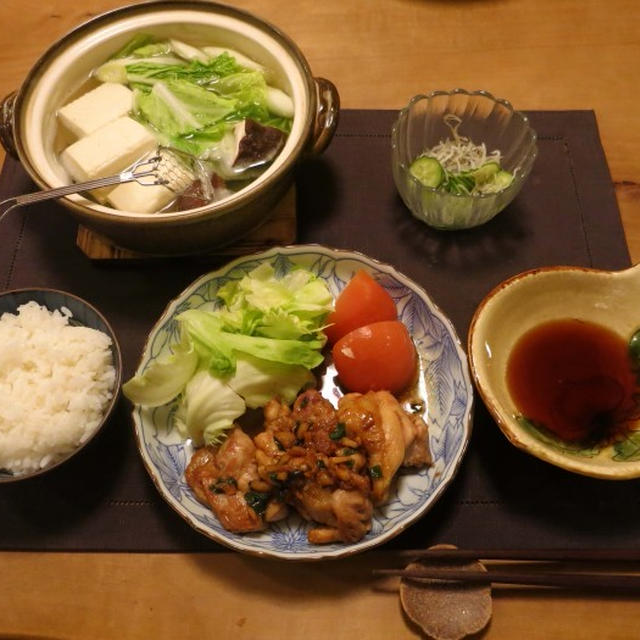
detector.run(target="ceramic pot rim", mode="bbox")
[12,0,317,226]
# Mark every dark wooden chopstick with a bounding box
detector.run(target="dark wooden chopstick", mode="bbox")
[377,548,640,591]
[396,548,640,562]
[374,567,640,590]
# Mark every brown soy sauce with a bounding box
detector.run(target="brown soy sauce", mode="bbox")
[506,319,639,445]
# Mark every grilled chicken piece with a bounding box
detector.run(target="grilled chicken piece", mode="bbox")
[185,427,286,533]
[291,388,341,456]
[255,390,374,544]
[292,484,373,544]
[255,397,296,467]
[204,491,264,532]
[187,388,430,544]
[337,391,431,505]
[403,413,432,467]
[185,446,217,505]
[215,426,260,492]
[376,391,432,468]
[338,392,404,505]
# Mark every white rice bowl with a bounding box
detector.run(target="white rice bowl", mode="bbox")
[0,301,116,476]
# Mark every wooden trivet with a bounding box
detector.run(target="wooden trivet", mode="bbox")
[76,186,297,260]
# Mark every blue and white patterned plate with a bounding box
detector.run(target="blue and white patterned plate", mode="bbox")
[131,245,473,560]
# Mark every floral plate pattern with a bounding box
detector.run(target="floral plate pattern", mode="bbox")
[131,245,473,560]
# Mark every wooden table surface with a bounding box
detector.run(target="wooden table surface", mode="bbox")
[1,1,639,638]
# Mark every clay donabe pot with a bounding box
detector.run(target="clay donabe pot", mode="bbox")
[0,1,339,255]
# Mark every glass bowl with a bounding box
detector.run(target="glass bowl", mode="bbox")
[391,89,538,230]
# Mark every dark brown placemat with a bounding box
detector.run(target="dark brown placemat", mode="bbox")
[1,109,636,552]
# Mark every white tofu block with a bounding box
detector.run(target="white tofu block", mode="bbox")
[57,83,134,138]
[107,182,176,213]
[107,152,195,213]
[60,117,156,183]
[89,185,114,204]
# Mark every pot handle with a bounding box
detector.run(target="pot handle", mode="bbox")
[310,77,339,155]
[0,92,18,159]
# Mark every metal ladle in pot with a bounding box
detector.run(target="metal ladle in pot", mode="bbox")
[0,154,171,223]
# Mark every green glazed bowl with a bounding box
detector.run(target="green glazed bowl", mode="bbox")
[469,263,640,479]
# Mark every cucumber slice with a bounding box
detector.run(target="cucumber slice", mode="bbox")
[470,161,500,184]
[445,174,475,195]
[491,170,514,190]
[409,156,444,188]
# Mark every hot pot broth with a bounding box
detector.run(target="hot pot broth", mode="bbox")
[54,34,294,214]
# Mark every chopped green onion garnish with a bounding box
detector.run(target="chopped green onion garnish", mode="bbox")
[369,465,383,479]
[244,491,270,516]
[330,422,346,440]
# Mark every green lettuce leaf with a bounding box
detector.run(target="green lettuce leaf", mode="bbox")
[174,370,245,446]
[178,308,326,372]
[122,335,198,407]
[228,354,315,409]
[216,263,333,340]
[123,263,331,447]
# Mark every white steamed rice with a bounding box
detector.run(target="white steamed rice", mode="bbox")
[0,301,116,476]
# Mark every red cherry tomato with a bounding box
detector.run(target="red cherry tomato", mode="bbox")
[332,320,417,393]
[325,270,397,344]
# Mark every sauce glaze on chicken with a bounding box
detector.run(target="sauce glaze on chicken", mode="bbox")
[186,388,431,544]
